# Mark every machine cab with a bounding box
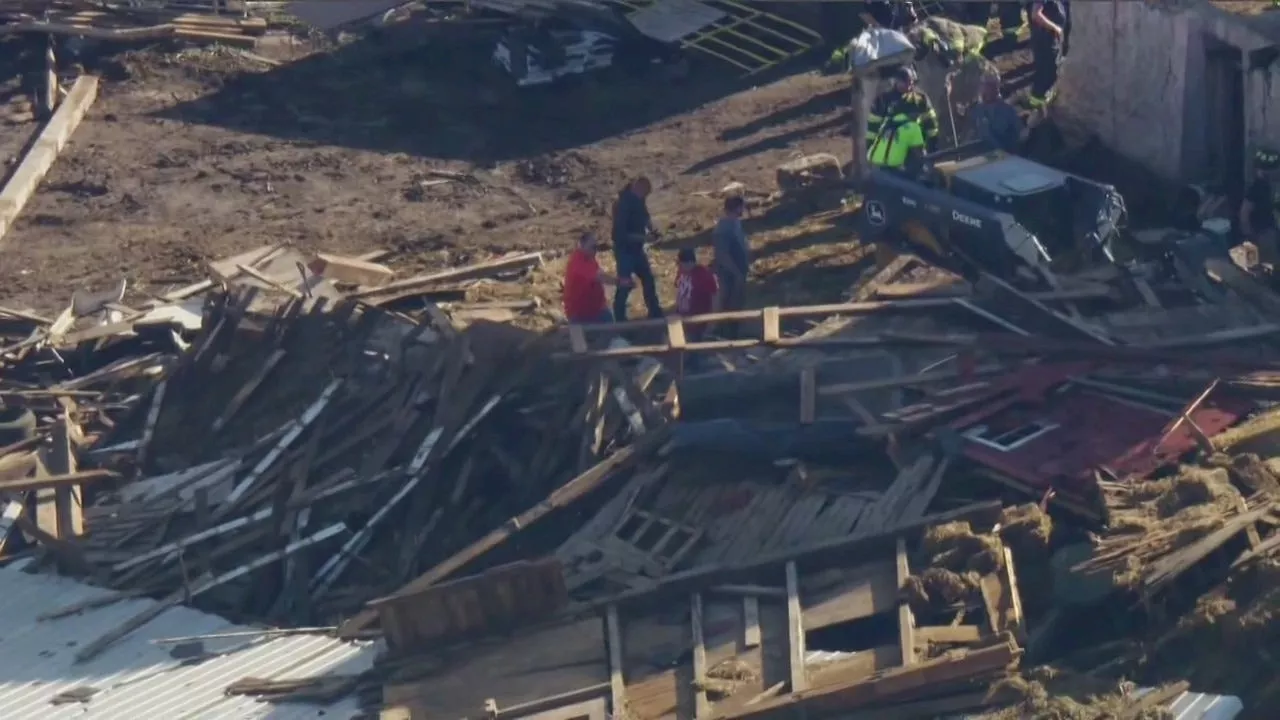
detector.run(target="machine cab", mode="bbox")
[931,151,1124,269]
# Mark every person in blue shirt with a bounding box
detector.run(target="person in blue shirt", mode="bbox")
[970,75,1023,153]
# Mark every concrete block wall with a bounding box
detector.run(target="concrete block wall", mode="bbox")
[1054,0,1193,180]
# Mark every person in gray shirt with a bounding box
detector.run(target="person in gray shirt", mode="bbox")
[712,196,750,338]
[969,74,1023,153]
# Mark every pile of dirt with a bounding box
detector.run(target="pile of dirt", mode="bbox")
[514,151,596,188]
[904,521,1005,612]
[979,668,1173,720]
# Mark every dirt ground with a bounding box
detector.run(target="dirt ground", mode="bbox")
[0,25,886,317]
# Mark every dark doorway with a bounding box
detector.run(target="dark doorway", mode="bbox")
[1205,38,1246,196]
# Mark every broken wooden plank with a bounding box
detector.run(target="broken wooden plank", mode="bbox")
[0,75,98,245]
[211,349,286,432]
[348,252,544,299]
[311,252,395,286]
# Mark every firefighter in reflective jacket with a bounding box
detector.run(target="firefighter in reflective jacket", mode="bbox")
[868,66,931,170]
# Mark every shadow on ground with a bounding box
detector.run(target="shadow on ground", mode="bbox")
[154,28,791,163]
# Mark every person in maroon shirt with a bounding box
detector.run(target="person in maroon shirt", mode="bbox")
[675,247,718,341]
[563,232,628,324]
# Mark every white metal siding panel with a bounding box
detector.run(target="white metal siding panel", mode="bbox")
[0,566,375,719]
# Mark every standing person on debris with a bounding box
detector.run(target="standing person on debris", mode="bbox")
[611,177,663,321]
[994,2,1025,54]
[675,248,718,342]
[712,196,751,338]
[1027,0,1067,108]
[970,74,1023,153]
[564,232,629,324]
[868,66,932,171]
[1240,148,1280,289]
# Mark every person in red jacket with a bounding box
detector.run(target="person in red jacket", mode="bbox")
[675,247,717,341]
[564,232,628,324]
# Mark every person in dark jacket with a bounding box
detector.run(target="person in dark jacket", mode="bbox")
[1027,0,1067,108]
[611,177,663,321]
[970,74,1023,152]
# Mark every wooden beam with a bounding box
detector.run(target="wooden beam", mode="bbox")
[0,468,115,494]
[785,561,807,693]
[691,592,709,718]
[895,537,915,667]
[0,75,98,246]
[347,251,543,299]
[914,625,982,645]
[605,605,626,718]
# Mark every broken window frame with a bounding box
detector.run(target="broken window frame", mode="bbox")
[962,419,1059,452]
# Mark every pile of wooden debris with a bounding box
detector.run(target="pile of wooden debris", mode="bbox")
[0,275,676,666]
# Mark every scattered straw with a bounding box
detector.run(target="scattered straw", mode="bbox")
[1154,467,1240,518]
[999,503,1053,556]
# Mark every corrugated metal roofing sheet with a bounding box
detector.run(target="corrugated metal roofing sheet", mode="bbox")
[0,565,377,719]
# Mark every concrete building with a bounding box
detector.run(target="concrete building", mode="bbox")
[1055,1,1280,191]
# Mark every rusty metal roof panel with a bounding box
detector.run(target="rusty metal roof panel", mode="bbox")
[0,565,374,720]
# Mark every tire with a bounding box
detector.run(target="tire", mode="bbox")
[0,407,37,446]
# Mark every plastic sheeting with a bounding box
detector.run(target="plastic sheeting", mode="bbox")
[847,27,915,69]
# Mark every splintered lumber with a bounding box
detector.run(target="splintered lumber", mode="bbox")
[0,75,98,245]
[345,429,668,636]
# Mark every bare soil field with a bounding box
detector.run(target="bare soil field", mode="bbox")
[0,28,879,317]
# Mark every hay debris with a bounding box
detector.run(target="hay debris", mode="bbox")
[697,658,760,700]
[999,503,1053,555]
[978,669,1173,720]
[922,521,1006,574]
[1154,467,1240,518]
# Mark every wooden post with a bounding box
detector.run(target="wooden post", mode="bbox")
[850,71,869,187]
[691,593,709,718]
[41,34,57,119]
[785,561,808,692]
[605,605,627,718]
[48,408,83,538]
